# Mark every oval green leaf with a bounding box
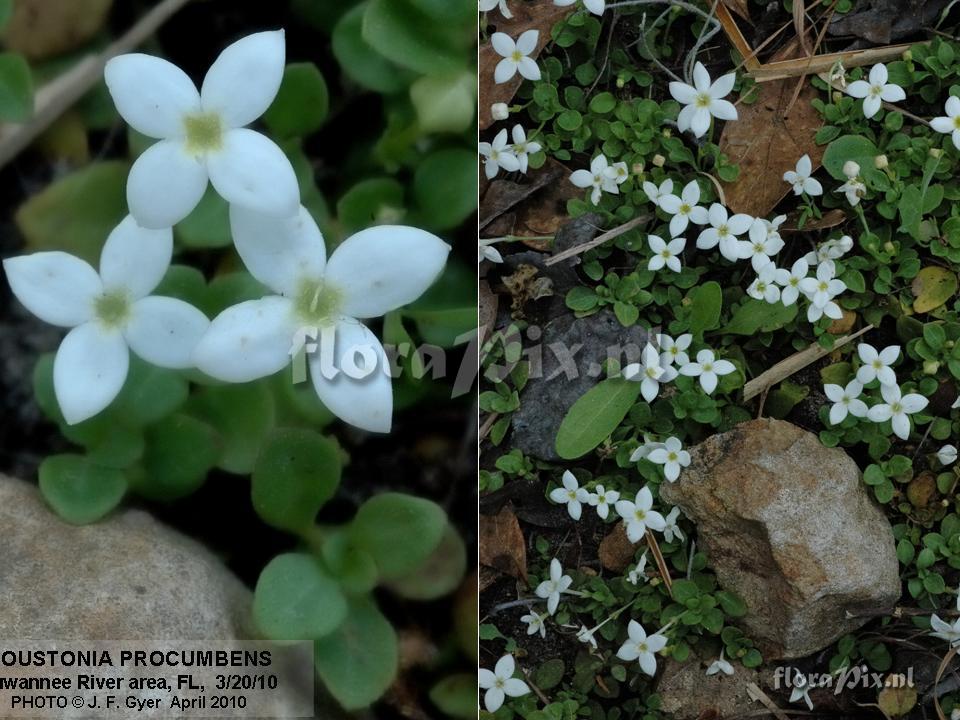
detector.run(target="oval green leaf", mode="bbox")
[555,378,642,459]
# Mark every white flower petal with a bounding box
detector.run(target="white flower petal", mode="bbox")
[200,30,286,128]
[3,252,101,327]
[710,98,738,121]
[99,215,172,298]
[230,204,327,295]
[310,319,393,433]
[207,129,300,218]
[669,81,698,105]
[325,225,451,319]
[193,296,295,382]
[54,323,129,424]
[516,29,539,55]
[846,80,871,98]
[494,58,516,84]
[127,140,209,229]
[104,54,200,139]
[124,296,210,369]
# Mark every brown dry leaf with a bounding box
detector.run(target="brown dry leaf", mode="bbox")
[479,0,573,130]
[479,279,499,345]
[480,157,566,231]
[827,309,857,335]
[4,0,112,60]
[716,3,759,70]
[907,472,937,509]
[503,264,553,316]
[479,505,528,583]
[720,0,751,22]
[719,49,824,218]
[598,523,641,572]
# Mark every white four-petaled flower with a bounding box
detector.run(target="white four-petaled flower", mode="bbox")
[798,262,845,322]
[520,611,547,638]
[668,62,738,138]
[648,437,690,482]
[647,235,686,273]
[643,178,674,208]
[824,380,868,425]
[747,262,781,304]
[696,203,752,262]
[615,487,666,542]
[783,154,823,197]
[679,349,736,394]
[588,484,620,520]
[658,333,692,367]
[658,180,708,237]
[3,216,209,424]
[745,216,786,270]
[510,124,541,173]
[662,506,685,543]
[491,30,541,83]
[549,470,590,520]
[846,63,905,119]
[479,128,520,179]
[774,258,809,307]
[192,206,449,433]
[478,655,530,713]
[616,620,668,676]
[856,343,899,386]
[624,343,678,402]
[535,558,573,615]
[866,383,928,440]
[571,155,618,205]
[105,31,299,229]
[629,435,665,463]
[931,96,960,150]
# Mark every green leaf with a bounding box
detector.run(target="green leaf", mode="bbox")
[555,378,642,459]
[912,266,958,314]
[717,591,747,617]
[16,161,128,264]
[314,596,398,709]
[348,492,448,579]
[253,553,348,641]
[589,92,616,113]
[822,135,880,182]
[337,177,404,234]
[410,72,475,134]
[722,299,797,335]
[387,524,467,599]
[413,148,477,230]
[332,3,410,94]
[263,62,329,138]
[532,659,566,690]
[175,186,231,249]
[0,52,32,121]
[187,383,276,475]
[137,414,220,501]
[320,528,380,595]
[362,0,465,76]
[39,454,127,525]
[429,674,477,719]
[687,281,722,335]
[252,428,341,533]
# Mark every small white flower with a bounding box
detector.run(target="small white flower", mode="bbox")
[856,343,900,387]
[930,613,960,646]
[491,30,541,83]
[104,31,299,228]
[626,552,648,585]
[657,333,692,367]
[662,506,685,543]
[510,124,541,174]
[789,670,814,711]
[521,611,547,638]
[668,62,738,138]
[783,154,823,196]
[616,620,668,676]
[706,649,734,676]
[658,180,709,237]
[642,178,674,208]
[938,445,958,466]
[554,0,605,15]
[479,238,504,264]
[587,484,621,520]
[824,379,868,425]
[679,349,736,395]
[745,216,785,270]
[837,175,867,206]
[604,161,629,186]
[696,203,753,262]
[843,160,861,179]
[490,102,510,120]
[624,343,678,402]
[535,558,573,615]
[647,235,686,273]
[549,470,590,520]
[576,625,599,648]
[803,235,854,266]
[773,258,809,307]
[629,435,666,463]
[931,96,960,151]
[648,437,690,483]
[615,487,666,542]
[867,383,929,440]
[747,262,781,304]
[478,655,530,713]
[846,63,905,119]
[6,218,210,425]
[479,128,520,179]
[571,155,617,205]
[479,0,513,18]
[193,207,450,433]
[798,262,845,322]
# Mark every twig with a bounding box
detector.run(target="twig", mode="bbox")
[520,665,551,705]
[479,412,501,441]
[744,682,793,720]
[0,0,193,170]
[544,214,648,266]
[644,529,673,595]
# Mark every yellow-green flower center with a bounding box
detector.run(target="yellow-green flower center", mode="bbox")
[891,402,902,413]
[680,203,690,214]
[695,93,711,108]
[183,112,224,154]
[511,50,523,62]
[953,116,960,129]
[94,290,131,328]
[635,509,646,521]
[667,451,678,462]
[294,279,343,326]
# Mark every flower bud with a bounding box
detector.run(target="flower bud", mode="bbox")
[490,102,509,121]
[652,154,666,167]
[843,160,860,178]
[616,75,626,88]
[883,241,895,253]
[874,154,888,169]
[924,360,940,375]
[931,147,944,159]
[631,162,644,175]
[832,90,843,103]
[903,50,913,61]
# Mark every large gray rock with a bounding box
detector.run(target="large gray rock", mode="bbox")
[511,310,648,461]
[660,419,900,660]
[0,476,317,717]
[656,650,761,720]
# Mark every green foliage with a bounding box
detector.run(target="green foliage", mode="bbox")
[555,378,642,459]
[263,62,330,138]
[0,52,32,121]
[39,454,127,525]
[253,553,348,640]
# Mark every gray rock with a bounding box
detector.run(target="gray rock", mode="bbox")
[0,475,318,718]
[511,310,648,461]
[656,650,761,720]
[660,419,900,660]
